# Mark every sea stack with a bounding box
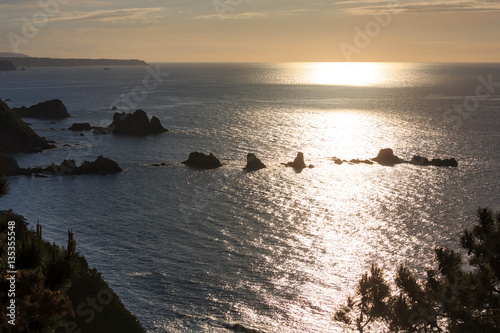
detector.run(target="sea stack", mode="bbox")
[182,152,222,169]
[285,152,309,170]
[244,153,266,171]
[372,148,404,166]
[13,99,70,119]
[110,109,168,135]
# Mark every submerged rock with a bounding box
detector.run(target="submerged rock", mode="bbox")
[182,152,222,169]
[13,99,70,119]
[110,109,168,135]
[372,148,404,166]
[244,153,266,171]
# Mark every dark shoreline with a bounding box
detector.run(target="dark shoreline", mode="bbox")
[0,57,147,68]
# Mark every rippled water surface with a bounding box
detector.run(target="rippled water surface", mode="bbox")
[1,63,499,332]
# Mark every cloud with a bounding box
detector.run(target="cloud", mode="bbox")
[341,0,500,15]
[50,7,162,22]
[195,8,311,20]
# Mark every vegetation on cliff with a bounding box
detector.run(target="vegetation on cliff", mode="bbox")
[0,210,146,333]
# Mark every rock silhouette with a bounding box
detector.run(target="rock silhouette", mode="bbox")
[110,109,167,135]
[372,148,404,166]
[4,156,122,176]
[182,152,222,169]
[13,99,70,119]
[69,123,91,131]
[284,152,313,170]
[0,99,56,153]
[411,155,458,167]
[244,153,266,171]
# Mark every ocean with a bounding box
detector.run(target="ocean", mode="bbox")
[1,62,499,332]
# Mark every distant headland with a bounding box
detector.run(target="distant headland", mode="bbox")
[0,52,147,68]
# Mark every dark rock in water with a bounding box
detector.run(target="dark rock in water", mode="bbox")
[112,106,118,110]
[92,127,111,135]
[350,159,374,165]
[80,133,85,136]
[49,159,78,175]
[151,162,170,167]
[332,157,343,165]
[244,153,266,171]
[410,155,458,167]
[182,152,222,169]
[6,156,122,176]
[69,123,91,131]
[77,156,122,174]
[13,99,70,119]
[225,323,262,333]
[0,99,56,153]
[410,155,430,165]
[150,116,167,134]
[33,173,48,178]
[110,109,168,135]
[285,152,313,170]
[3,157,22,175]
[372,148,404,166]
[430,158,458,167]
[0,60,16,71]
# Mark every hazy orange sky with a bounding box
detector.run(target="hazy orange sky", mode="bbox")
[1,0,499,62]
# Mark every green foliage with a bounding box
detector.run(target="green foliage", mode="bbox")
[0,211,146,333]
[334,207,500,333]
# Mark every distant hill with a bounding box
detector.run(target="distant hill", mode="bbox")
[0,57,147,68]
[0,52,30,58]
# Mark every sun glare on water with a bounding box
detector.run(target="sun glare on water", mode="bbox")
[300,62,390,86]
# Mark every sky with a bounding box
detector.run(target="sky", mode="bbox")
[0,0,499,62]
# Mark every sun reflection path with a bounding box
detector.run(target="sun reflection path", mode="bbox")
[297,62,390,87]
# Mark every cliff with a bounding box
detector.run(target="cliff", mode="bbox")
[0,99,55,153]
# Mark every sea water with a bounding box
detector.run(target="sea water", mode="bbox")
[0,62,499,332]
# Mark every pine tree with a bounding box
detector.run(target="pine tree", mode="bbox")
[334,208,500,333]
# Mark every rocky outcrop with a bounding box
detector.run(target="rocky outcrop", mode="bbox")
[410,155,458,167]
[110,110,168,135]
[285,152,313,170]
[0,99,56,153]
[2,157,22,175]
[92,127,111,135]
[182,152,222,169]
[4,156,122,176]
[13,99,70,119]
[0,60,16,71]
[69,123,91,131]
[244,153,266,171]
[372,148,404,166]
[77,156,122,174]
